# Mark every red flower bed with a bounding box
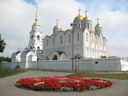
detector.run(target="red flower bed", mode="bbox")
[15,76,112,92]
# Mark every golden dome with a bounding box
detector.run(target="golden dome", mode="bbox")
[83,16,91,21]
[74,15,84,22]
[54,24,61,29]
[95,23,102,28]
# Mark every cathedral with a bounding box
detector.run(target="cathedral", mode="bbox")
[11,7,107,63]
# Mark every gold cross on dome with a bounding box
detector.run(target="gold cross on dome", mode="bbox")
[84,8,88,16]
[96,17,100,24]
[78,7,81,15]
[56,18,59,25]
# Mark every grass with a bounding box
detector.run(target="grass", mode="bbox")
[70,71,128,80]
[0,68,128,80]
[0,69,27,78]
[29,69,128,80]
[32,69,128,80]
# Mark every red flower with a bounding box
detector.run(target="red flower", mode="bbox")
[16,76,112,92]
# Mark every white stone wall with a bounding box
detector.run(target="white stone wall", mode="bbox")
[3,58,128,71]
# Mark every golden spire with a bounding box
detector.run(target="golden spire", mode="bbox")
[33,5,39,26]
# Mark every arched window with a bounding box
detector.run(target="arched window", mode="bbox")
[89,23,92,29]
[37,35,40,40]
[37,46,40,50]
[79,24,80,28]
[60,36,63,44]
[84,23,86,28]
[96,37,98,44]
[68,34,71,42]
[91,35,93,43]
[77,32,79,41]
[52,55,57,60]
[87,23,89,29]
[86,33,88,42]
[30,46,32,49]
[31,35,33,40]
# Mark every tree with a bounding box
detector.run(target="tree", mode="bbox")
[0,56,11,63]
[0,34,6,52]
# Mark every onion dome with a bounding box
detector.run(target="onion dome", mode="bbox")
[53,24,61,29]
[73,7,85,22]
[53,19,61,30]
[95,23,102,28]
[95,17,102,28]
[82,9,91,21]
[73,15,84,22]
[83,16,91,21]
[53,19,61,33]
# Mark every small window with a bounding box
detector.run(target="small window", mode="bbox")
[37,35,40,40]
[31,35,33,40]
[84,23,86,28]
[37,46,40,50]
[77,32,79,41]
[86,33,88,42]
[87,23,89,29]
[60,36,63,44]
[95,61,98,64]
[79,24,80,28]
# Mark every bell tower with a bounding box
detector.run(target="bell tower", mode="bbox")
[28,5,43,52]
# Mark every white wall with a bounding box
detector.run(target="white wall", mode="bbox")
[1,58,128,71]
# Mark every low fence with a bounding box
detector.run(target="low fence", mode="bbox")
[1,58,128,71]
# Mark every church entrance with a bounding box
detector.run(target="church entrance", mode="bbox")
[52,55,57,60]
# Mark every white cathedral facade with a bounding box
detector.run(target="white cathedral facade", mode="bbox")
[11,7,107,63]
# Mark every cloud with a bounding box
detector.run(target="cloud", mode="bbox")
[0,0,128,58]
[0,0,34,57]
[100,10,128,56]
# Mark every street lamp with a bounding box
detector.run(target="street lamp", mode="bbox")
[70,23,76,71]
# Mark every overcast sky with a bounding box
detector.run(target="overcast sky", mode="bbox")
[0,0,128,57]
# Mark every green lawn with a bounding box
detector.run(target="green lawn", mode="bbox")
[0,69,27,78]
[70,71,128,80]
[35,69,128,80]
[0,68,128,80]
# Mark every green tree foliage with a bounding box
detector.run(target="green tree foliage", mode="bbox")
[0,34,6,53]
[0,56,11,63]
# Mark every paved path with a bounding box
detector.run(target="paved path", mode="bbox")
[0,71,128,96]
